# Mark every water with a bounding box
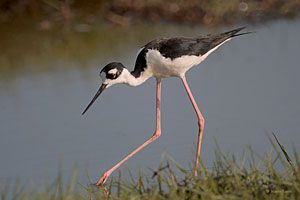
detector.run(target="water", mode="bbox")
[0,20,300,184]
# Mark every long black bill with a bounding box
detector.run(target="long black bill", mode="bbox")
[82,84,107,115]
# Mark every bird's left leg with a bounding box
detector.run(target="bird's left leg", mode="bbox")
[181,76,205,176]
[95,78,162,187]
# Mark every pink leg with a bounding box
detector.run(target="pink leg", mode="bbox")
[181,76,205,176]
[96,78,162,186]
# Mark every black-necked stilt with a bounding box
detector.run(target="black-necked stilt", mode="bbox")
[82,27,250,187]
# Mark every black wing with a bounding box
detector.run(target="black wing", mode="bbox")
[131,27,248,77]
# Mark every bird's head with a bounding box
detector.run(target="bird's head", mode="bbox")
[82,62,129,115]
[100,62,128,86]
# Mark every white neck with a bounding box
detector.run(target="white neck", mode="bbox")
[122,68,151,87]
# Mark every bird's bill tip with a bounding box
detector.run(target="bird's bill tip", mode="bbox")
[82,84,107,115]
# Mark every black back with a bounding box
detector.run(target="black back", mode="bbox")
[131,27,247,78]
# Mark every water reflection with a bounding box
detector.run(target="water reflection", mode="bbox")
[0,20,300,184]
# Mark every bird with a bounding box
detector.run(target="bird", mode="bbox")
[82,27,250,187]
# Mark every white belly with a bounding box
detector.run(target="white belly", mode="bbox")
[145,39,230,78]
[145,49,203,78]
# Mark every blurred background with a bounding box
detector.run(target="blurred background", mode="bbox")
[0,0,300,185]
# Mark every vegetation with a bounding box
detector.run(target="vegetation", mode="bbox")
[1,134,299,200]
[0,0,300,29]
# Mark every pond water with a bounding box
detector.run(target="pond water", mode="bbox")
[0,19,300,185]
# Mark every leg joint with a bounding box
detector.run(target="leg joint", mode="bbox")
[152,130,161,140]
[198,117,205,128]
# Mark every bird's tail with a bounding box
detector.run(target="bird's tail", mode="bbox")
[222,26,254,38]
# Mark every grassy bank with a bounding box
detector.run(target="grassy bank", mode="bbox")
[1,135,299,200]
[1,0,300,29]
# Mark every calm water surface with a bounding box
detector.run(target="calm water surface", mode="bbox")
[0,20,300,184]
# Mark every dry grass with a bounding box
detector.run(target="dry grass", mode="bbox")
[1,134,299,200]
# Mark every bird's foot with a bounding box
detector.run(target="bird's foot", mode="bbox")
[93,172,111,197]
[193,168,198,177]
[95,171,110,187]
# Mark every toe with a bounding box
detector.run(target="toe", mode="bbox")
[96,172,109,187]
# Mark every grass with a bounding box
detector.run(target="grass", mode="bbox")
[1,134,299,200]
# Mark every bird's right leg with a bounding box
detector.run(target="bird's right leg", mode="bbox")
[95,78,162,187]
[181,76,205,177]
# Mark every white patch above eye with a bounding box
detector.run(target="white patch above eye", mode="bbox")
[108,68,118,74]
